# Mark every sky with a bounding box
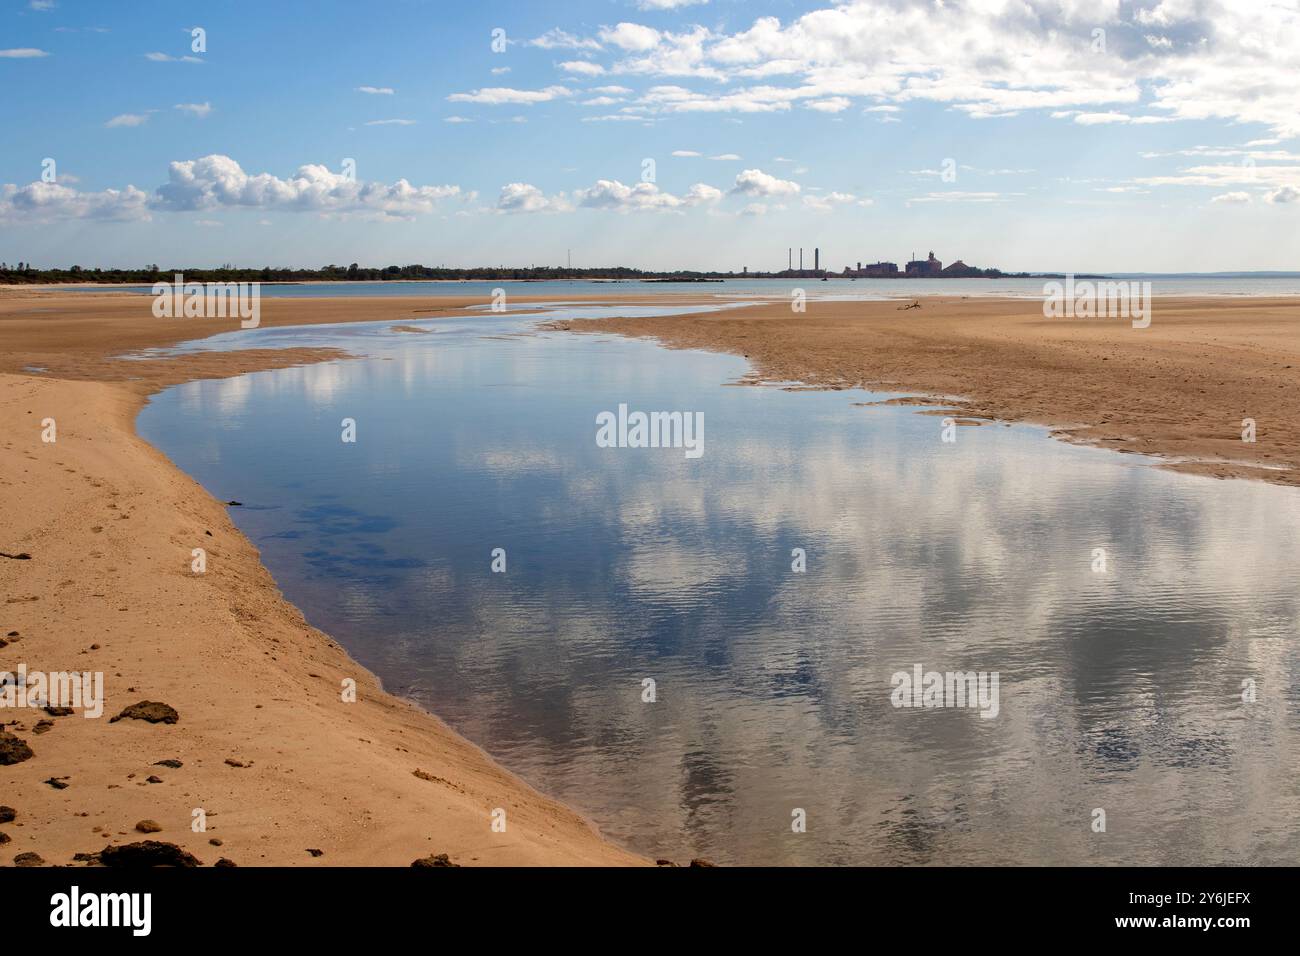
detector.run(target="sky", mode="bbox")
[1,0,1298,273]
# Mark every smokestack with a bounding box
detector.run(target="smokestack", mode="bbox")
[788,248,792,271]
[815,248,820,272]
[799,248,803,271]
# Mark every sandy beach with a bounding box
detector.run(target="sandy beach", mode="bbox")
[2,287,1297,867]
[551,294,1300,487]
[0,290,647,867]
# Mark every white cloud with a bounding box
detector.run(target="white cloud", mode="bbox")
[29,0,56,10]
[357,86,394,95]
[1209,191,1251,204]
[575,178,721,211]
[741,202,767,216]
[672,150,702,157]
[802,191,861,211]
[635,0,708,9]
[709,153,741,160]
[0,48,50,58]
[490,66,511,75]
[447,85,572,105]
[731,168,800,197]
[364,119,417,126]
[568,1,1300,137]
[529,29,601,51]
[151,154,461,218]
[497,182,571,213]
[560,60,605,76]
[805,96,851,113]
[599,23,663,52]
[1266,184,1300,204]
[444,116,473,124]
[0,182,149,223]
[174,102,212,118]
[105,113,149,128]
[144,51,202,63]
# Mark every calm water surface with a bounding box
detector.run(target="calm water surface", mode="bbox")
[136,305,1300,865]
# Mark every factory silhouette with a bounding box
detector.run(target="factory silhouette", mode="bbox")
[772,247,1006,279]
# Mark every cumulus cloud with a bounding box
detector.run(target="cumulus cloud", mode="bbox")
[560,60,605,76]
[151,154,460,218]
[574,178,722,211]
[1,155,465,223]
[0,182,149,224]
[447,85,572,105]
[552,1,1300,136]
[731,168,800,197]
[174,102,211,117]
[496,182,571,213]
[599,23,663,53]
[1266,184,1300,204]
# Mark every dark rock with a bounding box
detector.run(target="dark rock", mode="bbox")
[153,759,183,769]
[0,806,15,824]
[110,701,179,725]
[225,500,243,507]
[135,820,162,833]
[44,777,69,790]
[32,719,54,735]
[655,859,679,867]
[145,775,163,784]
[0,832,10,845]
[411,853,459,868]
[689,858,716,868]
[98,841,201,868]
[0,731,34,765]
[44,707,74,717]
[224,758,246,768]
[208,838,223,846]
[306,848,324,857]
[13,852,45,867]
[214,857,237,868]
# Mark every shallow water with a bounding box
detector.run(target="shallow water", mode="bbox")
[137,305,1300,865]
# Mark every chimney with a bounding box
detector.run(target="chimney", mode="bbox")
[815,248,820,272]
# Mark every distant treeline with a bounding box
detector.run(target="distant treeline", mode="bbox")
[0,261,1034,285]
[0,262,775,284]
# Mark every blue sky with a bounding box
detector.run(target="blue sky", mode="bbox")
[2,0,1298,272]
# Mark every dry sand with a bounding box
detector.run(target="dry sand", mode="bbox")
[0,290,647,867]
[550,294,1300,486]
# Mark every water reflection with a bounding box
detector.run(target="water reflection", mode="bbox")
[137,308,1300,865]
